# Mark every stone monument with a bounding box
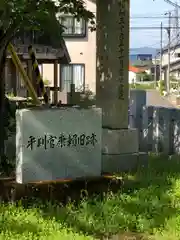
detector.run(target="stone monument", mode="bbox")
[96,0,147,172]
[16,107,102,183]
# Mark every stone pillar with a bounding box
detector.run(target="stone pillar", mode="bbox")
[96,0,147,173]
[96,0,129,129]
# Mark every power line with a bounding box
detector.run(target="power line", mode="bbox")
[130,27,180,29]
[130,16,178,19]
[163,0,180,8]
[131,11,175,17]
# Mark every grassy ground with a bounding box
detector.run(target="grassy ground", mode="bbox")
[130,82,156,90]
[1,155,180,239]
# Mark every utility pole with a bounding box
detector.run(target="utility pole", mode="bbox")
[167,11,171,94]
[160,22,163,80]
[175,1,179,42]
[154,55,157,88]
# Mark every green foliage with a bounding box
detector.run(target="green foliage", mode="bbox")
[158,80,165,96]
[7,92,15,97]
[0,0,95,46]
[129,82,156,90]
[43,78,50,86]
[170,81,180,90]
[3,98,16,174]
[1,155,180,239]
[136,72,152,82]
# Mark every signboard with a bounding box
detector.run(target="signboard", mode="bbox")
[16,107,102,183]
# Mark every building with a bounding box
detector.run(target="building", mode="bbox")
[129,65,142,83]
[42,0,96,100]
[5,35,70,101]
[5,0,96,103]
[129,54,152,67]
[6,0,157,103]
[161,44,180,81]
[129,54,152,62]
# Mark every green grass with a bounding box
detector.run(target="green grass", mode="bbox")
[1,155,180,239]
[130,82,156,90]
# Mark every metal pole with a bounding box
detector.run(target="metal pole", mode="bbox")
[160,22,163,80]
[154,55,157,86]
[167,11,171,94]
[175,1,179,41]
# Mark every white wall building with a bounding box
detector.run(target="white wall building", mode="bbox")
[162,44,180,81]
[42,0,96,98]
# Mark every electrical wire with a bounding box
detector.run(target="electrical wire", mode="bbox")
[130,27,180,29]
[130,16,178,19]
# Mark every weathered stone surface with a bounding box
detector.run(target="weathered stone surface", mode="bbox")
[142,106,176,154]
[153,107,173,154]
[129,90,146,129]
[102,152,148,173]
[16,107,102,183]
[142,106,154,152]
[96,0,129,129]
[129,90,146,151]
[172,108,180,154]
[102,128,138,154]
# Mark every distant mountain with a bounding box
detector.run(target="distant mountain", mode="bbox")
[130,47,159,57]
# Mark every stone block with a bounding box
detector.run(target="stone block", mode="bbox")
[97,100,128,129]
[142,106,154,152]
[171,108,180,154]
[102,128,138,154]
[129,89,146,129]
[129,90,146,151]
[16,107,102,183]
[152,107,173,154]
[142,106,175,154]
[102,152,148,173]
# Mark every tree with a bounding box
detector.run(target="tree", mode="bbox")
[0,0,95,174]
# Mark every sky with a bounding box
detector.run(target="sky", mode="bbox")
[130,0,177,48]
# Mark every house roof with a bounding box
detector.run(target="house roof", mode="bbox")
[129,65,143,73]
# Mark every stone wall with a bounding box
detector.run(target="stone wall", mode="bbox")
[129,90,180,155]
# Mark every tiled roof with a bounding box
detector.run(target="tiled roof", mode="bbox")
[129,65,142,73]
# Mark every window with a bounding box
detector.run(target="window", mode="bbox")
[60,64,85,92]
[60,16,86,37]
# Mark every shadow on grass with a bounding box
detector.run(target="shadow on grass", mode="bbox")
[1,154,180,239]
[38,155,180,239]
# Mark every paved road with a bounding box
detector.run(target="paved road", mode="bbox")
[146,90,177,108]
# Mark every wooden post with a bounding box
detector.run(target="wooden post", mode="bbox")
[53,60,58,104]
[27,60,32,83]
[70,83,75,105]
[10,59,17,96]
[27,60,33,97]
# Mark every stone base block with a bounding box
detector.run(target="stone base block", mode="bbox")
[102,128,138,154]
[16,107,102,184]
[102,152,148,173]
